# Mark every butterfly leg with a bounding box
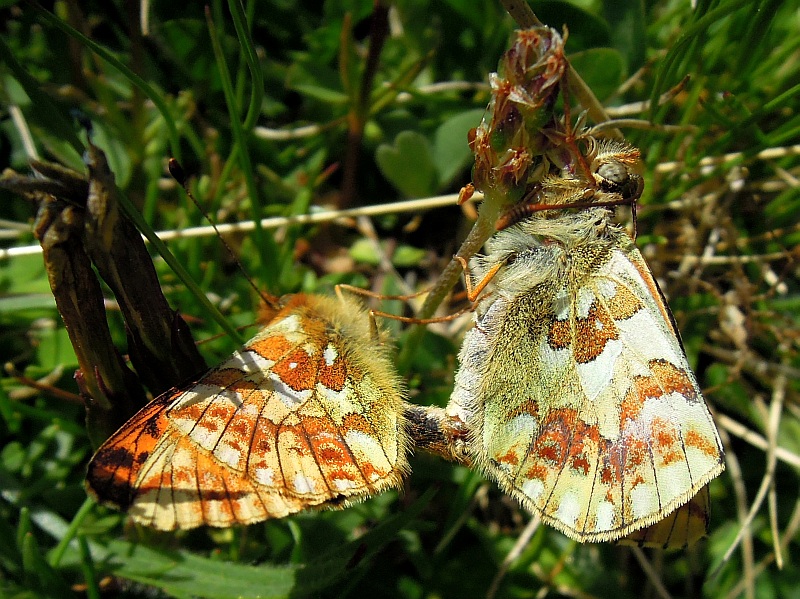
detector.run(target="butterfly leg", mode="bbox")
[336,283,432,302]
[456,255,503,303]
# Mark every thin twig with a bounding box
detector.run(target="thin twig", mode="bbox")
[716,414,800,469]
[655,144,800,174]
[0,191,482,259]
[720,372,786,569]
[589,119,697,135]
[724,497,800,599]
[702,346,800,381]
[4,364,81,403]
[631,547,672,599]
[677,252,792,266]
[605,74,689,117]
[713,424,754,599]
[253,120,344,141]
[486,514,541,599]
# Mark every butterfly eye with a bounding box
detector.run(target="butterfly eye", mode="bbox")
[596,160,629,188]
[596,160,644,201]
[505,252,519,265]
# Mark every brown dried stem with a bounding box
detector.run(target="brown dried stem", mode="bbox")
[3,144,208,446]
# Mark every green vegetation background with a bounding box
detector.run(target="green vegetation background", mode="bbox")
[1,1,799,597]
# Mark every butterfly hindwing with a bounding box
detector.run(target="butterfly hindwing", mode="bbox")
[86,294,409,530]
[449,211,724,545]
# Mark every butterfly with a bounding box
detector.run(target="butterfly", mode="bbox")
[447,139,725,547]
[86,293,410,531]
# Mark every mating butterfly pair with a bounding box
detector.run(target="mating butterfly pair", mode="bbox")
[86,142,723,547]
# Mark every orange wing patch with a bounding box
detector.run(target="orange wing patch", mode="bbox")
[86,294,409,530]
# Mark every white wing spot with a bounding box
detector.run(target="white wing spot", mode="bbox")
[577,338,622,404]
[596,278,617,299]
[556,491,582,528]
[188,423,223,451]
[254,467,274,486]
[630,483,659,519]
[269,374,312,407]
[323,345,338,366]
[522,478,545,501]
[344,430,392,475]
[171,385,243,412]
[595,500,616,531]
[215,443,241,468]
[276,314,302,332]
[552,287,570,320]
[219,350,275,377]
[293,473,316,494]
[289,362,297,369]
[333,478,357,492]
[575,287,596,319]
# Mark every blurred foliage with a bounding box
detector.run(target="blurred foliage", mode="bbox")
[1,0,799,598]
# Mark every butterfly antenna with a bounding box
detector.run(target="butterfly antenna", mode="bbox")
[167,159,279,311]
[496,195,635,230]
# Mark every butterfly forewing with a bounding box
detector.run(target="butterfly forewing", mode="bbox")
[86,294,409,530]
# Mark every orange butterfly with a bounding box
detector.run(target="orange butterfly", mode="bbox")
[86,294,409,530]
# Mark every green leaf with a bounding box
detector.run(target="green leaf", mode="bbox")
[22,532,72,598]
[286,60,350,104]
[92,121,133,189]
[534,2,611,51]
[603,2,646,71]
[290,83,349,104]
[348,238,378,265]
[84,490,433,598]
[0,294,56,313]
[0,38,83,160]
[1,441,26,473]
[99,542,297,599]
[433,109,485,187]
[33,325,78,371]
[392,244,427,268]
[375,131,437,198]
[0,254,52,296]
[349,239,427,268]
[569,48,625,101]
